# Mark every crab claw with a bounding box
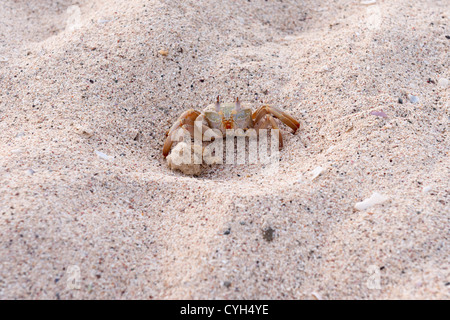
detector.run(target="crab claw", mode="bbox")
[253,105,300,134]
[163,109,201,157]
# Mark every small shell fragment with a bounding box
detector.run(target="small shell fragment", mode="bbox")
[310,166,324,180]
[95,150,114,161]
[311,292,323,300]
[318,65,329,72]
[355,192,389,211]
[370,110,387,118]
[11,149,24,154]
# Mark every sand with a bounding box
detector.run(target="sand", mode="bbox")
[0,0,448,299]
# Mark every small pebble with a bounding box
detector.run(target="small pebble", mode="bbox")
[422,186,432,193]
[75,126,93,138]
[158,49,169,56]
[408,95,419,104]
[262,227,275,242]
[398,97,403,104]
[437,78,449,88]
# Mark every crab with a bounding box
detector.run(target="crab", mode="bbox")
[163,97,300,158]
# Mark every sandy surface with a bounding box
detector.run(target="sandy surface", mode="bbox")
[0,0,448,299]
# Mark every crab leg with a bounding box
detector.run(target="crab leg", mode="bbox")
[252,105,300,133]
[254,114,283,149]
[163,109,201,157]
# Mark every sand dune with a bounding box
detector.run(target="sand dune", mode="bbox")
[0,0,448,299]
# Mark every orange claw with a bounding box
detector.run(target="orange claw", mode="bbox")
[253,105,300,133]
[254,114,284,149]
[163,109,200,157]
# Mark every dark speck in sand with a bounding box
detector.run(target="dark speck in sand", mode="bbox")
[224,228,231,235]
[262,227,275,242]
[223,281,232,288]
[446,35,450,39]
